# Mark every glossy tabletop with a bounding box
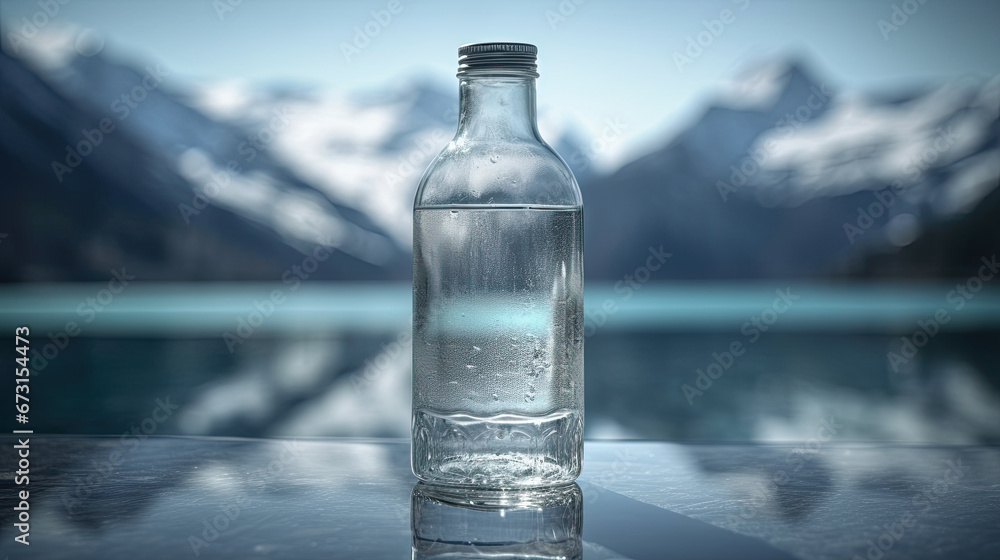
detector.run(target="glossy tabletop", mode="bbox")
[0,437,997,559]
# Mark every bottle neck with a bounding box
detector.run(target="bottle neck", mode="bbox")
[456,77,538,141]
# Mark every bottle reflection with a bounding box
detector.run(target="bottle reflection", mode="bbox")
[411,482,583,560]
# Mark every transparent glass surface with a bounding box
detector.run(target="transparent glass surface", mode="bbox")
[4,438,997,560]
[412,73,584,487]
[411,483,583,559]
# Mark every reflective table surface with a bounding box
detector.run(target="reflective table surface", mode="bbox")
[1,437,998,559]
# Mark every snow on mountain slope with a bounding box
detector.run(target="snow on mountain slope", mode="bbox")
[2,26,406,279]
[750,76,1000,209]
[6,25,997,281]
[189,79,588,248]
[582,58,1000,279]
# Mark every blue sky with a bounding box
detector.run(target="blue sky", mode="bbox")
[3,0,998,163]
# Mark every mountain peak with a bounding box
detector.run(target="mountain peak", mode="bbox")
[718,56,824,111]
[3,23,105,73]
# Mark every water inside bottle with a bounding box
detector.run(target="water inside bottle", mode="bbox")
[412,205,584,487]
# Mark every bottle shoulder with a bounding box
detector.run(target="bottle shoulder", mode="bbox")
[414,137,582,208]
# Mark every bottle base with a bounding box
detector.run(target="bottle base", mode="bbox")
[411,482,583,560]
[411,408,583,488]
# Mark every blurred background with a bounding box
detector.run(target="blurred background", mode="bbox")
[1,0,998,443]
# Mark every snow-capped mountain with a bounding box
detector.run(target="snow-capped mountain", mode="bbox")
[185,76,590,248]
[582,59,999,279]
[2,27,997,282]
[0,27,590,281]
[1,31,409,281]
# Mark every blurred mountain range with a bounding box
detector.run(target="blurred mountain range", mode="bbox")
[584,61,999,279]
[1,31,997,282]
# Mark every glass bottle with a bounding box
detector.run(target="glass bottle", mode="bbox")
[411,42,584,488]
[411,483,583,559]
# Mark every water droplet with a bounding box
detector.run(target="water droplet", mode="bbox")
[490,155,498,163]
[492,393,499,400]
[465,364,476,370]
[472,345,481,352]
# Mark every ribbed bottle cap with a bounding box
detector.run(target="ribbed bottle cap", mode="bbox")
[457,42,539,78]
